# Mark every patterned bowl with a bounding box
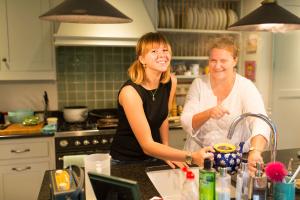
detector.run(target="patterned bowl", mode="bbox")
[213,143,243,174]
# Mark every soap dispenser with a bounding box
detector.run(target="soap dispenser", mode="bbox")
[199,158,216,200]
[251,162,267,200]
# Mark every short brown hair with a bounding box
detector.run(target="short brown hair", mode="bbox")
[128,32,172,84]
[208,36,239,58]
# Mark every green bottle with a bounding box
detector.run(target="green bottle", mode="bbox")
[199,158,216,200]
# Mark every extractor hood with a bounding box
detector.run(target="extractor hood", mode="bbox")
[54,0,156,46]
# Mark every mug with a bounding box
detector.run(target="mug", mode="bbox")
[191,64,200,76]
[273,182,295,200]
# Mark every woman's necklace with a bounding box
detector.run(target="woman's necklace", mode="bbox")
[150,88,158,101]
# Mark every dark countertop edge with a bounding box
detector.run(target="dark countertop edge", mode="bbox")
[0,133,54,139]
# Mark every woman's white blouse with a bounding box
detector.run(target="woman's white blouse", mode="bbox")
[180,74,270,152]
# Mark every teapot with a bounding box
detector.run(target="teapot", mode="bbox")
[213,142,244,174]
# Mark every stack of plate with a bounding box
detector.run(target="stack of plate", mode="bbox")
[158,6,175,28]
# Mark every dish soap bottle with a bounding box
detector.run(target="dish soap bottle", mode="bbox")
[181,171,198,200]
[199,158,216,200]
[252,162,267,200]
[236,160,250,200]
[216,167,231,200]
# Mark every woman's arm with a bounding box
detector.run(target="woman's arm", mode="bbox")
[119,85,214,166]
[168,73,177,112]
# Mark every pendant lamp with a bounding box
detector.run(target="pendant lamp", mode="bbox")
[228,0,300,32]
[39,0,132,24]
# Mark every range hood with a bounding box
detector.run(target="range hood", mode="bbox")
[54,0,156,46]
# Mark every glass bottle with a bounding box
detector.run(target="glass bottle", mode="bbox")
[199,158,216,200]
[236,161,250,200]
[216,167,231,200]
[252,163,267,200]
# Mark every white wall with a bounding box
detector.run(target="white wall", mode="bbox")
[0,81,58,112]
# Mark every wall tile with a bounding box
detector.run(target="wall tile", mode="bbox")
[56,46,135,109]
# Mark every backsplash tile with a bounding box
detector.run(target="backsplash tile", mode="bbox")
[56,46,135,110]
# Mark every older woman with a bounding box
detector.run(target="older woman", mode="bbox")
[110,32,214,168]
[181,36,270,173]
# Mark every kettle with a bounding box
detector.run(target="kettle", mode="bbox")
[49,165,84,200]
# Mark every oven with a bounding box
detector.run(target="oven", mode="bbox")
[54,109,118,169]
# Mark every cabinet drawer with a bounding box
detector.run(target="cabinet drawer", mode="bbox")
[0,141,49,160]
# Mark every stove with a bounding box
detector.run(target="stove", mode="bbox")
[54,109,118,169]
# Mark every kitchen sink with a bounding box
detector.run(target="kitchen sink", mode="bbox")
[146,165,236,199]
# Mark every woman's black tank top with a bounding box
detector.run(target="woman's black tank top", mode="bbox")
[110,79,171,161]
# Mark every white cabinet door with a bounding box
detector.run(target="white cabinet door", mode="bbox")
[0,0,55,80]
[271,1,300,149]
[0,162,49,200]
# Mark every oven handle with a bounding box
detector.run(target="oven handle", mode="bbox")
[58,156,63,161]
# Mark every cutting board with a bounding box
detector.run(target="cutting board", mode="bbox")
[0,122,44,135]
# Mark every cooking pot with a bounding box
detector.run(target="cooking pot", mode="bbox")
[213,142,244,174]
[63,106,88,123]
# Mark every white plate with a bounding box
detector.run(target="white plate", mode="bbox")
[168,6,175,28]
[217,9,223,30]
[221,8,227,29]
[164,6,170,28]
[185,7,194,29]
[206,9,213,30]
[200,8,207,29]
[212,8,219,30]
[159,7,166,28]
[192,7,198,29]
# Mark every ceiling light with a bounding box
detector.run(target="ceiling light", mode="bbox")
[39,0,132,24]
[228,0,300,32]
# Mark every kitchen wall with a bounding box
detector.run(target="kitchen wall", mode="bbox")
[56,46,135,109]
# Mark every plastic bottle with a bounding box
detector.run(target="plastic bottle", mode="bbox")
[181,171,198,200]
[236,161,250,200]
[216,167,231,200]
[251,163,267,200]
[199,158,216,200]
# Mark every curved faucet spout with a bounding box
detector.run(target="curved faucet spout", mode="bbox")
[227,113,277,162]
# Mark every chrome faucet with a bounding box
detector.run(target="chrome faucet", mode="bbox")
[227,113,278,162]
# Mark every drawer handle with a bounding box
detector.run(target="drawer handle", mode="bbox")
[58,157,63,161]
[11,148,30,153]
[12,166,31,172]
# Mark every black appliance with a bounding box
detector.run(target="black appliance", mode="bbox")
[55,109,118,169]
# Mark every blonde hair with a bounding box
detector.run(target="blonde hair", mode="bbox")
[208,36,239,58]
[128,32,172,84]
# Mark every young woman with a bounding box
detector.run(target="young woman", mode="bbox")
[110,32,214,168]
[181,36,270,173]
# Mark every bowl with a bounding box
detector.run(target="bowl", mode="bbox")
[8,110,34,123]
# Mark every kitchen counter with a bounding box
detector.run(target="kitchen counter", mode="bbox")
[0,132,54,139]
[38,148,300,200]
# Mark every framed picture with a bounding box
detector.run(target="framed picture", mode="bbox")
[245,61,256,82]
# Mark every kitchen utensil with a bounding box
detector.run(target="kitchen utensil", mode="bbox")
[8,110,34,123]
[213,142,243,174]
[44,91,49,123]
[288,165,300,184]
[63,106,88,123]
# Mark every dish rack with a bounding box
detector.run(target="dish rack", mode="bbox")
[157,0,241,30]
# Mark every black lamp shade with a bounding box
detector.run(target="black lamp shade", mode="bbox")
[39,0,132,24]
[228,1,300,32]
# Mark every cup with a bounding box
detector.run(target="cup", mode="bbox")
[273,182,295,200]
[84,153,111,200]
[191,64,200,76]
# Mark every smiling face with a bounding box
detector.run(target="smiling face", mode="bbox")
[139,42,171,74]
[208,47,237,81]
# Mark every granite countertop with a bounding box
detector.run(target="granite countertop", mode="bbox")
[38,149,300,200]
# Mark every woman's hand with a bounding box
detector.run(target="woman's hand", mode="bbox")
[209,105,230,119]
[192,146,215,167]
[247,150,264,176]
[164,160,187,169]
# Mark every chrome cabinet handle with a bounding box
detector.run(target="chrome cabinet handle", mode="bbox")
[12,166,31,172]
[58,157,63,161]
[11,148,30,153]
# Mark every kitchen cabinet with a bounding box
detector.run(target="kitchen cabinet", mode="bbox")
[169,128,187,149]
[0,137,55,200]
[0,0,55,80]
